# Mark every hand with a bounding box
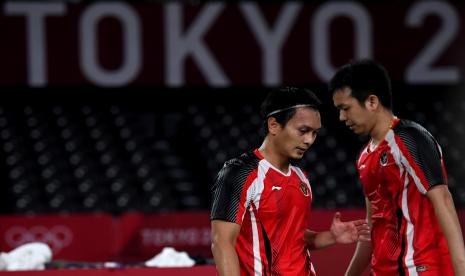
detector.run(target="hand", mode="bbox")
[330,212,371,244]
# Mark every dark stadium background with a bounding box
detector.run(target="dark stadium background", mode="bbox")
[0,1,464,275]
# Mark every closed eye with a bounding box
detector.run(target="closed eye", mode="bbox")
[299,127,321,135]
[336,104,350,111]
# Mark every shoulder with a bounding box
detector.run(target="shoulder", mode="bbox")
[392,119,436,144]
[389,119,443,167]
[390,119,446,191]
[222,151,260,173]
[215,151,260,185]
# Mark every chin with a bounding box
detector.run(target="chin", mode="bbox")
[352,128,365,135]
[291,153,305,160]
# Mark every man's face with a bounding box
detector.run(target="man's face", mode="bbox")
[274,107,321,160]
[333,87,372,136]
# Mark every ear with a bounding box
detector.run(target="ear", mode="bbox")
[365,95,379,111]
[267,117,281,135]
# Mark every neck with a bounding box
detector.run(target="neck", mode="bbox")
[258,138,289,173]
[370,111,396,144]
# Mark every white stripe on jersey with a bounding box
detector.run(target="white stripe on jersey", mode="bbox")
[250,209,262,276]
[402,173,418,276]
[245,159,269,276]
[243,178,257,223]
[386,130,418,275]
[385,130,427,194]
[306,249,316,275]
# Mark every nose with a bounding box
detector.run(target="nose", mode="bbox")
[304,132,317,146]
[339,110,347,122]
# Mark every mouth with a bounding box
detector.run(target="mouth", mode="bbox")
[296,147,308,153]
[346,123,355,130]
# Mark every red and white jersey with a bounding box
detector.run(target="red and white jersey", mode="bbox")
[357,118,453,275]
[211,149,315,276]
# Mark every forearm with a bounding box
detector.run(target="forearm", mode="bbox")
[304,229,336,250]
[345,241,372,276]
[432,193,465,274]
[212,241,240,276]
[345,197,372,276]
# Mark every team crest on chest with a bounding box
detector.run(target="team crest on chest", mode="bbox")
[380,151,388,166]
[300,182,309,197]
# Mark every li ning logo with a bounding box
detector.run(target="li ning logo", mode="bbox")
[300,182,309,197]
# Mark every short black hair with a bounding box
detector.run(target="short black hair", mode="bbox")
[260,86,321,134]
[329,59,392,109]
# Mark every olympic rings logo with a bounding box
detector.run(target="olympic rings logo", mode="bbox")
[5,225,73,253]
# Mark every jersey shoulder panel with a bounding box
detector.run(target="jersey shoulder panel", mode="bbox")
[210,151,260,223]
[392,119,446,189]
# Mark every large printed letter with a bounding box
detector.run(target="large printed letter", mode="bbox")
[5,3,66,87]
[312,2,372,81]
[165,3,229,87]
[240,3,302,86]
[80,3,141,86]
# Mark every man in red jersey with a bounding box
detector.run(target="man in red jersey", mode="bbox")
[330,59,465,276]
[210,87,371,276]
